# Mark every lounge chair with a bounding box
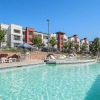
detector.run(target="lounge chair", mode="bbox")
[46,54,56,60]
[50,55,56,59]
[6,58,13,63]
[59,55,66,59]
[8,54,21,62]
[69,54,76,59]
[0,58,7,63]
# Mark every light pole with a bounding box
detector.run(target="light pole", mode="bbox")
[47,19,50,52]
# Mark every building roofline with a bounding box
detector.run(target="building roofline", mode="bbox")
[26,27,34,29]
[34,31,48,34]
[56,31,65,34]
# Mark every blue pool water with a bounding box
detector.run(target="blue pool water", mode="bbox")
[0,63,100,100]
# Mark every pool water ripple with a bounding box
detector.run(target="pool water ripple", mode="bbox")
[0,63,100,100]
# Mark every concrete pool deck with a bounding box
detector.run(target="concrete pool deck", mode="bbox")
[0,58,44,69]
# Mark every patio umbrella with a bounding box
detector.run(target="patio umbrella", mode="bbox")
[17,42,34,49]
[17,42,37,54]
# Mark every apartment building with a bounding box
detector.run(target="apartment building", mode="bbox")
[0,24,23,47]
[34,31,43,42]
[23,27,48,47]
[68,34,80,51]
[80,38,89,51]
[23,27,34,45]
[42,33,48,47]
[63,34,68,42]
[1,23,90,52]
[56,32,65,50]
[50,32,68,50]
[24,30,68,50]
[9,24,23,47]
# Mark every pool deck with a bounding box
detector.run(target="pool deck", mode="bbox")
[0,58,44,70]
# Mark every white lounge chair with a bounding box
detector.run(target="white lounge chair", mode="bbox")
[7,58,13,63]
[50,55,56,59]
[59,55,66,59]
[0,58,13,63]
[0,58,7,63]
[63,55,66,58]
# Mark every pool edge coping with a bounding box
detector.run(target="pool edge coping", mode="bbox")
[0,62,45,70]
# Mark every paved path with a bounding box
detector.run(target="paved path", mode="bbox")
[0,58,44,69]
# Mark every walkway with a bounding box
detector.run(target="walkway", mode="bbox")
[0,58,44,69]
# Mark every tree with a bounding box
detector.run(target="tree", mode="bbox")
[63,42,69,51]
[64,41,73,53]
[89,43,94,54]
[49,36,57,48]
[80,43,86,53]
[0,27,6,45]
[68,41,73,49]
[74,44,79,52]
[94,38,100,53]
[31,35,42,47]
[41,43,45,47]
[89,38,100,56]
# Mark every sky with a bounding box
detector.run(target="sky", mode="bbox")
[0,0,100,41]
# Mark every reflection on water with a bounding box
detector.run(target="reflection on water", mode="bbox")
[0,63,100,100]
[84,75,100,100]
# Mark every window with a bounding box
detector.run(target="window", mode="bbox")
[29,31,33,35]
[23,32,25,35]
[14,35,20,40]
[64,39,67,41]
[14,29,20,33]
[38,34,42,37]
[43,36,48,39]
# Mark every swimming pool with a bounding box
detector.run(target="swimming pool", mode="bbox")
[0,63,100,100]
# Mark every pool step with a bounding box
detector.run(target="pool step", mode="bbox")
[46,61,56,64]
